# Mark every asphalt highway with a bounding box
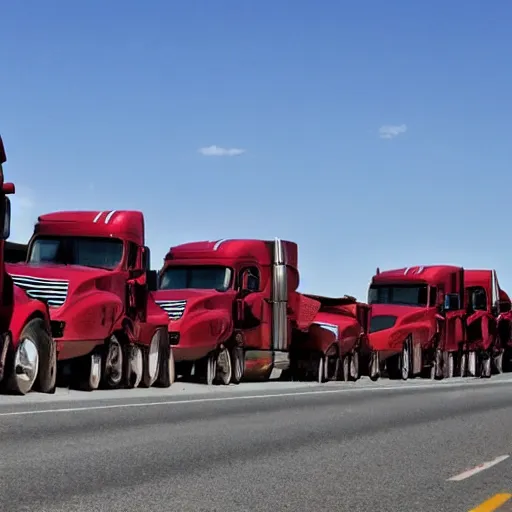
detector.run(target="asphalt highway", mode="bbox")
[1,376,512,512]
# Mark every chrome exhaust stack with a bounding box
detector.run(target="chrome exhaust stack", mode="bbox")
[271,237,289,373]
[492,269,500,310]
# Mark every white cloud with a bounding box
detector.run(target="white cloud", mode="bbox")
[379,124,407,139]
[198,145,246,157]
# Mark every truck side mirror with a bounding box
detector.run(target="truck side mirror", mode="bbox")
[142,246,151,270]
[498,300,512,313]
[443,293,460,311]
[240,270,258,293]
[146,270,158,291]
[241,271,250,291]
[0,196,11,240]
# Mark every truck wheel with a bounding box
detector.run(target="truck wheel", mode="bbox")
[230,347,244,384]
[349,350,360,381]
[341,354,350,381]
[155,342,175,388]
[123,344,143,388]
[5,321,41,395]
[480,353,491,379]
[141,332,161,388]
[198,353,216,385]
[316,354,326,383]
[459,351,467,377]
[74,352,102,391]
[467,351,477,377]
[215,347,232,385]
[400,340,410,381]
[430,348,443,380]
[102,336,123,389]
[325,355,339,381]
[443,352,454,378]
[492,350,504,374]
[369,351,380,381]
[31,318,57,394]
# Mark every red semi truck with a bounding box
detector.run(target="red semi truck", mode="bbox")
[153,237,371,384]
[464,269,512,376]
[0,136,56,395]
[289,294,372,382]
[367,265,467,380]
[6,210,172,390]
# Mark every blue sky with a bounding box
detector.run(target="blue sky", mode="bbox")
[2,0,512,300]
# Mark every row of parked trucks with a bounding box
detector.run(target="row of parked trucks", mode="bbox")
[1,136,512,395]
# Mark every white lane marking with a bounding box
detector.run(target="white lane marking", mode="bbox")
[448,455,510,481]
[1,377,512,418]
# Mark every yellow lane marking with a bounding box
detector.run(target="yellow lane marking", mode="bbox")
[469,493,512,512]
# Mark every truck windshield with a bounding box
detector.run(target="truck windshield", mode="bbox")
[28,236,124,270]
[159,266,232,292]
[368,284,428,307]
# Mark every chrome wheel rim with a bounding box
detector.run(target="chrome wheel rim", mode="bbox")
[468,351,477,376]
[317,356,324,383]
[216,348,232,385]
[351,351,359,380]
[148,334,160,382]
[89,353,102,389]
[105,339,123,385]
[207,354,216,385]
[129,345,143,388]
[168,348,175,384]
[233,347,244,381]
[401,343,409,379]
[14,338,39,394]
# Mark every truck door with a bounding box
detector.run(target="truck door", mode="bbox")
[126,243,148,323]
[440,269,466,352]
[235,265,269,349]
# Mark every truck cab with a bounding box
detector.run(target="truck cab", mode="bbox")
[153,238,300,385]
[288,294,372,382]
[6,210,171,391]
[0,135,57,395]
[464,269,511,376]
[367,265,465,380]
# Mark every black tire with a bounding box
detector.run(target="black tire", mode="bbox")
[369,351,381,381]
[141,331,162,388]
[215,347,232,385]
[71,350,102,391]
[101,336,123,389]
[155,339,175,388]
[32,318,57,394]
[122,344,143,389]
[348,350,360,382]
[5,318,56,395]
[197,352,217,385]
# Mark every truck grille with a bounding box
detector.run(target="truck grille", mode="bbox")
[155,299,187,320]
[10,274,69,308]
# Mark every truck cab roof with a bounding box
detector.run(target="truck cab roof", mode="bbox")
[34,210,145,246]
[372,265,463,285]
[165,238,298,268]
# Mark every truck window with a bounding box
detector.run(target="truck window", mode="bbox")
[239,266,260,292]
[468,286,487,311]
[29,236,124,270]
[126,241,138,269]
[429,286,437,307]
[159,265,232,292]
[368,284,428,307]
